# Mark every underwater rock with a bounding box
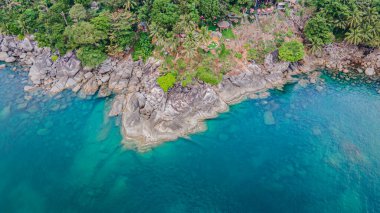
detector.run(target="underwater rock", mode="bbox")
[0,105,11,120]
[37,128,50,136]
[264,111,275,125]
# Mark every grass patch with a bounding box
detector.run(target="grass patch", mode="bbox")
[234,52,243,59]
[222,28,235,39]
[196,66,221,85]
[157,72,177,92]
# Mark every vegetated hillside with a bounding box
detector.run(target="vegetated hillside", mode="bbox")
[1,0,378,91]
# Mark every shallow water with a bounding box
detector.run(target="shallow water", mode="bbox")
[1,64,380,213]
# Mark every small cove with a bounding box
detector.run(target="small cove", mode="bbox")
[1,64,380,212]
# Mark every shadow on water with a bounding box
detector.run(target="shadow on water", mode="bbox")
[0,65,380,212]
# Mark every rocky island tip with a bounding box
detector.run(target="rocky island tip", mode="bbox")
[0,0,379,151]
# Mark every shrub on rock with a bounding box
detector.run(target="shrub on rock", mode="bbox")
[279,41,305,63]
[76,46,107,68]
[157,72,177,92]
[196,66,221,85]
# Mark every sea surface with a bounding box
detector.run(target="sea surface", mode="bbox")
[1,63,380,213]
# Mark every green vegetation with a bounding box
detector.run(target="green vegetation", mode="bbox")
[279,41,305,62]
[196,67,221,85]
[157,72,177,92]
[304,15,334,52]
[234,52,243,59]
[51,55,59,62]
[0,0,377,89]
[180,72,194,87]
[246,40,277,64]
[132,33,154,61]
[77,46,107,68]
[305,0,380,49]
[222,28,235,39]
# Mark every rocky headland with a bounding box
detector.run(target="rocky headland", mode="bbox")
[1,35,379,151]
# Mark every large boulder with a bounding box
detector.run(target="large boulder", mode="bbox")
[109,95,126,116]
[19,38,34,52]
[5,57,16,63]
[0,52,8,61]
[50,76,68,94]
[81,77,99,95]
[29,51,52,85]
[99,58,113,74]
[365,67,375,76]
[218,64,267,103]
[55,55,81,77]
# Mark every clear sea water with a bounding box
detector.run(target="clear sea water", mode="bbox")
[1,63,380,213]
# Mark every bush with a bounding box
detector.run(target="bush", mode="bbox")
[218,43,231,59]
[181,72,194,87]
[177,58,187,71]
[234,52,243,59]
[196,66,221,85]
[304,15,334,49]
[279,41,305,62]
[51,55,59,62]
[247,48,258,61]
[132,33,154,61]
[157,72,177,92]
[76,46,107,68]
[222,28,235,39]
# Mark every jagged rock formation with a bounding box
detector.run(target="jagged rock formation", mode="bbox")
[1,35,379,151]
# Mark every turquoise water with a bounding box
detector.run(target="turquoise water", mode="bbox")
[1,64,380,213]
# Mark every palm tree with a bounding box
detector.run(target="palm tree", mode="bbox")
[346,9,363,28]
[124,0,137,11]
[182,33,198,59]
[196,26,211,45]
[345,28,364,45]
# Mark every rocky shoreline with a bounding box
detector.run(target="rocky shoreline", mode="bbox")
[1,35,379,151]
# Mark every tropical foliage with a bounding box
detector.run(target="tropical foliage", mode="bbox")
[279,41,305,62]
[305,0,380,48]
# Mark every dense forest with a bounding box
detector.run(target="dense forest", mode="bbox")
[304,0,380,51]
[0,0,379,90]
[0,0,268,65]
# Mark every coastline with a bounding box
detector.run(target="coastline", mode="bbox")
[1,35,379,151]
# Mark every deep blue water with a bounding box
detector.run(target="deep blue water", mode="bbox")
[1,64,380,213]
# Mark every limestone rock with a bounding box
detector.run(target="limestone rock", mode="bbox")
[0,52,8,61]
[109,95,126,116]
[365,68,375,76]
[5,57,16,63]
[81,77,99,95]
[19,38,34,52]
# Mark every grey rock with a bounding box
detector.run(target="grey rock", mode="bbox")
[65,78,77,88]
[101,74,110,83]
[19,38,34,52]
[81,77,99,95]
[84,72,94,79]
[55,56,81,77]
[50,76,68,94]
[218,66,267,104]
[365,67,375,76]
[5,57,16,63]
[99,58,113,74]
[29,52,51,85]
[24,85,37,92]
[109,95,125,116]
[0,52,8,61]
[98,85,111,98]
